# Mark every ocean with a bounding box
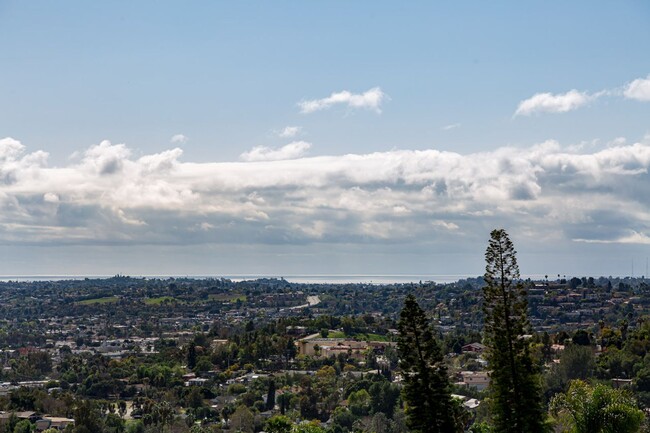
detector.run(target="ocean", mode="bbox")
[0,274,477,284]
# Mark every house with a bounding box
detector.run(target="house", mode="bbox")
[461,343,485,354]
[457,371,490,390]
[0,411,39,422]
[297,334,369,358]
[186,377,209,387]
[35,416,75,431]
[286,326,308,336]
[451,394,481,410]
[612,378,633,389]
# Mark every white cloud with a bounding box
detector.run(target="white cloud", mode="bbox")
[2,136,650,253]
[573,231,650,245]
[514,74,650,116]
[81,140,131,175]
[171,134,188,144]
[442,123,461,131]
[432,220,459,231]
[624,75,650,101]
[515,90,594,116]
[240,141,311,162]
[299,87,387,114]
[278,126,301,138]
[0,137,26,159]
[43,193,59,203]
[115,208,147,226]
[138,148,183,174]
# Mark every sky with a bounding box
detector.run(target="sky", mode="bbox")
[1,1,650,279]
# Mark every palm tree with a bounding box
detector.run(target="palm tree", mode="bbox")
[550,380,644,433]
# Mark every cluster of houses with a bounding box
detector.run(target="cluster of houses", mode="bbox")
[527,280,649,332]
[0,411,74,432]
[298,333,491,411]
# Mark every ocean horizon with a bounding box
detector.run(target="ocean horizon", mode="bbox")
[0,274,570,284]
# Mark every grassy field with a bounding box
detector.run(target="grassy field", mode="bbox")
[325,331,390,341]
[77,296,119,305]
[328,331,346,338]
[144,296,176,305]
[361,333,390,342]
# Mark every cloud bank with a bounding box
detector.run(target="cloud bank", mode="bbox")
[299,87,387,114]
[1,136,650,250]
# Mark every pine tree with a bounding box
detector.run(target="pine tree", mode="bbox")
[266,379,276,411]
[187,341,197,370]
[397,294,462,433]
[482,229,547,433]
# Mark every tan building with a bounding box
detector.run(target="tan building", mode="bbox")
[457,371,490,390]
[298,334,368,358]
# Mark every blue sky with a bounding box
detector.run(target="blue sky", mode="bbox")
[1,1,650,278]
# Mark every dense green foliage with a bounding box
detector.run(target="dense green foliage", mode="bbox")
[551,380,644,433]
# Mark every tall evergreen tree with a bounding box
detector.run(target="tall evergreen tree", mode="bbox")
[187,341,197,370]
[266,379,276,411]
[482,229,547,433]
[397,294,462,433]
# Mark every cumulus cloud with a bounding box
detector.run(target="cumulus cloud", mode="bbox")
[515,90,594,116]
[0,137,26,160]
[240,141,312,162]
[2,137,650,251]
[514,74,650,116]
[278,126,301,138]
[81,140,131,175]
[299,87,387,114]
[624,75,650,101]
[432,220,459,231]
[171,134,188,144]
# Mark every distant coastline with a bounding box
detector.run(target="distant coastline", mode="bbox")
[0,273,581,284]
[0,274,476,284]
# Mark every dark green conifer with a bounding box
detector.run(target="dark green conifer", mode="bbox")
[266,379,276,411]
[397,294,461,433]
[187,341,197,370]
[482,229,547,433]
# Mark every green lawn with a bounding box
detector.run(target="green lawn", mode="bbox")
[77,296,119,305]
[362,333,390,342]
[325,331,390,341]
[327,331,346,338]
